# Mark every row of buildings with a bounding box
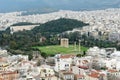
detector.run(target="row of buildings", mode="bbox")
[0,46,120,80]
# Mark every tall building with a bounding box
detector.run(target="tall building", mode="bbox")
[60,38,69,48]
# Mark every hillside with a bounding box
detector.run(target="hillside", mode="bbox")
[0,18,88,49]
[32,18,89,35]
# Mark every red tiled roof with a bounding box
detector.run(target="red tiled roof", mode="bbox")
[75,74,84,78]
[0,71,18,75]
[89,73,99,78]
[0,77,3,79]
[108,69,117,73]
[60,54,76,59]
[88,70,105,78]
[0,78,3,80]
[0,57,7,62]
[79,66,89,69]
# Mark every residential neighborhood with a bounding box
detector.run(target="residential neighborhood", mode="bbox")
[0,46,120,80]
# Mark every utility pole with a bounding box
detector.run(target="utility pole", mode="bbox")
[57,56,60,80]
[79,40,81,53]
[74,41,77,52]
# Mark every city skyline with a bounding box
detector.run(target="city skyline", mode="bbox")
[0,0,120,12]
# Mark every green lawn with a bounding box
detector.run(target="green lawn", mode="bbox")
[34,45,88,55]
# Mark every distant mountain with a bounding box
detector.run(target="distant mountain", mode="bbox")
[0,0,120,13]
[22,8,58,15]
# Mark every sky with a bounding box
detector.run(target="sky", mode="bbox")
[0,0,120,12]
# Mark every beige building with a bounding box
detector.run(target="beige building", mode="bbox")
[60,38,69,48]
[60,70,74,80]
[107,69,120,80]
[0,71,19,80]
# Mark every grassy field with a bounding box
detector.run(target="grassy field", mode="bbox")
[34,45,88,55]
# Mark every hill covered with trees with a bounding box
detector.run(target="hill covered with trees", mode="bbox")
[0,18,119,58]
[32,18,89,36]
[0,18,89,50]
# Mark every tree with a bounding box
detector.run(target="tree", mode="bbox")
[76,54,83,57]
[9,41,18,49]
[83,51,86,56]
[41,52,47,58]
[28,53,33,60]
